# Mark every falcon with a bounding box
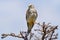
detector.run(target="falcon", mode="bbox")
[26,4,38,34]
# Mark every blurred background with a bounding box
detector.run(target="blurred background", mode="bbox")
[0,0,60,40]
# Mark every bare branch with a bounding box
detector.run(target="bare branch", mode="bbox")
[1,22,58,40]
[1,32,28,40]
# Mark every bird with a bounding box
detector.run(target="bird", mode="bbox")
[26,4,38,34]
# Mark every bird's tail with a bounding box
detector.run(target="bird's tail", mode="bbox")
[27,22,34,35]
[28,29,31,34]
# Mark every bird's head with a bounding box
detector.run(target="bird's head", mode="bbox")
[28,4,34,8]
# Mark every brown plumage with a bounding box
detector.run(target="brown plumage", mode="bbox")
[26,4,38,34]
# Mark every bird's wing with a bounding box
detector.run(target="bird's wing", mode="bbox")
[26,8,38,22]
[26,9,30,21]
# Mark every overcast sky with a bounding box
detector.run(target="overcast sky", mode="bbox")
[0,0,60,40]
